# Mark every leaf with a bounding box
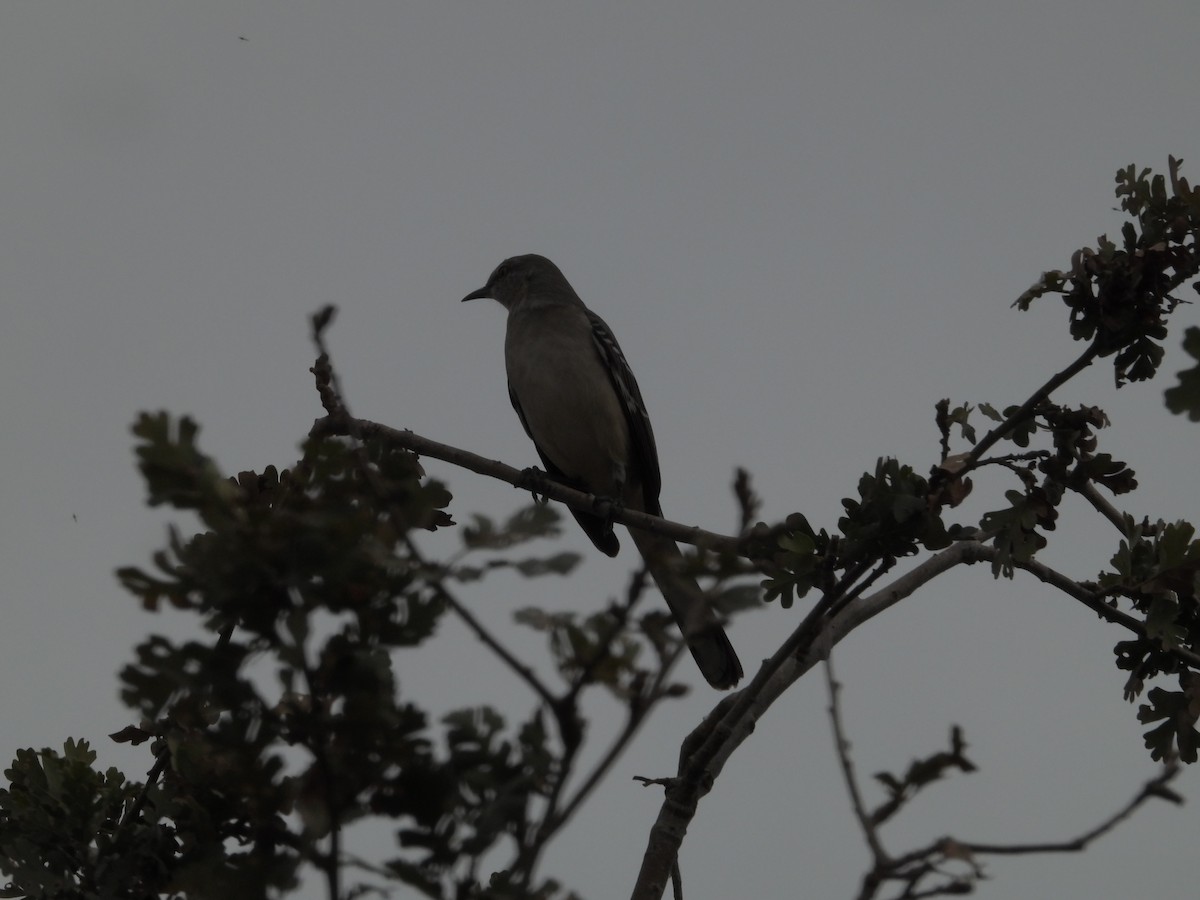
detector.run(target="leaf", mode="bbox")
[1165,327,1200,420]
[462,505,565,550]
[108,725,152,745]
[978,402,1003,422]
[1078,453,1138,495]
[1138,685,1200,763]
[980,490,1050,578]
[511,552,582,577]
[778,532,815,556]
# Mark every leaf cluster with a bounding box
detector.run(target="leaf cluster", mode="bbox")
[0,414,598,899]
[0,739,175,900]
[1016,156,1200,386]
[757,459,957,609]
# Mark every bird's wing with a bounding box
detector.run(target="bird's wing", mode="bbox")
[508,379,621,556]
[585,308,663,515]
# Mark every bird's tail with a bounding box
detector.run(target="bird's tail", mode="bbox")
[630,528,743,689]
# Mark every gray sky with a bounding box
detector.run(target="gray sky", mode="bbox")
[3,2,1199,898]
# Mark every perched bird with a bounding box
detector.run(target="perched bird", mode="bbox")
[463,254,742,689]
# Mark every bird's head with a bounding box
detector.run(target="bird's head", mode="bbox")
[462,254,573,311]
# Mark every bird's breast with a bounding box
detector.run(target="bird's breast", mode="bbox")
[506,313,630,495]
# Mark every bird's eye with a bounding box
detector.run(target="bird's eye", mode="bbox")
[494,263,510,281]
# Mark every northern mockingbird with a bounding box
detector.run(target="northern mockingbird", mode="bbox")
[463,254,743,689]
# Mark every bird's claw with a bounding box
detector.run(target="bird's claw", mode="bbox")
[517,466,549,503]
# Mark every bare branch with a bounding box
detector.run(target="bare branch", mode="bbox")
[875,764,1182,897]
[410,537,561,711]
[962,763,1182,856]
[312,414,744,556]
[1071,478,1132,535]
[826,657,888,863]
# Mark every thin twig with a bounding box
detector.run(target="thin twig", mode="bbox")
[825,656,888,863]
[997,548,1200,670]
[962,342,1101,470]
[959,762,1181,854]
[116,752,170,832]
[885,764,1181,879]
[407,537,560,711]
[563,567,652,707]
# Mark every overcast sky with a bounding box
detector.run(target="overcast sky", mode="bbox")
[3,3,1199,898]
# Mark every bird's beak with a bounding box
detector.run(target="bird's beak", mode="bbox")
[461,285,491,302]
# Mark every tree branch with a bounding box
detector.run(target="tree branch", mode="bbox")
[629,529,1200,899]
[312,414,744,556]
[984,545,1200,670]
[630,541,983,899]
[1071,478,1132,535]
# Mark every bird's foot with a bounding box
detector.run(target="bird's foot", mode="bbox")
[517,466,550,503]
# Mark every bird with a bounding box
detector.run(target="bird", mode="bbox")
[463,254,743,689]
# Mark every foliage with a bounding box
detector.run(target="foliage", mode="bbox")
[753,158,1200,769]
[3,160,1200,899]
[3,413,640,898]
[0,739,174,900]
